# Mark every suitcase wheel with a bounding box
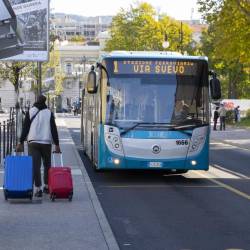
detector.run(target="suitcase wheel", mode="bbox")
[4,190,8,201]
[68,192,73,202]
[29,191,33,201]
[50,193,56,202]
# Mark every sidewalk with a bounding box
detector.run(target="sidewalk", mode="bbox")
[0,117,119,250]
[210,126,250,150]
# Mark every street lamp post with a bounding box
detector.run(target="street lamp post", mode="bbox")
[73,57,87,113]
[76,67,81,103]
[162,22,184,54]
[80,56,87,105]
[162,34,170,49]
[74,64,82,111]
[82,56,86,74]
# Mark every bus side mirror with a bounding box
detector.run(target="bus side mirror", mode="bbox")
[87,69,97,94]
[210,77,221,100]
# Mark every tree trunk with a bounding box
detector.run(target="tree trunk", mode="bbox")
[228,71,232,98]
[14,69,20,106]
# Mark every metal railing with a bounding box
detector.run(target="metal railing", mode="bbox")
[0,107,25,165]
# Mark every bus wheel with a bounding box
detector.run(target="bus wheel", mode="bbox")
[94,163,104,173]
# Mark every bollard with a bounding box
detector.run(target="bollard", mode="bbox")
[9,107,12,121]
[15,109,18,145]
[6,120,10,155]
[0,123,1,164]
[3,121,6,159]
[13,119,16,149]
[10,119,13,154]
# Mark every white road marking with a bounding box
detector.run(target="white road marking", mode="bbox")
[207,166,241,179]
[212,164,250,180]
[184,167,244,180]
[123,243,132,246]
[211,141,250,152]
[195,172,250,200]
[102,185,220,188]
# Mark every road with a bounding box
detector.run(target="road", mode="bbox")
[65,116,250,250]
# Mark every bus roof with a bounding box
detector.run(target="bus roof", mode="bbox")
[101,51,208,61]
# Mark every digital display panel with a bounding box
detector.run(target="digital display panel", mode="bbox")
[113,60,198,76]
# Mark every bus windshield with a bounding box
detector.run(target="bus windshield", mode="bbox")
[104,60,209,128]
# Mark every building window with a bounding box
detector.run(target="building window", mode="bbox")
[65,81,72,89]
[65,63,72,75]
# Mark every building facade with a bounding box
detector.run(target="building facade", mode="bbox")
[57,42,100,111]
[50,14,112,41]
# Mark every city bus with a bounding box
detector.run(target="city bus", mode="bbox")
[81,51,221,172]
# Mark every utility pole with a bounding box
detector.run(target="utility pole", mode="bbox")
[179,21,184,55]
[37,62,42,98]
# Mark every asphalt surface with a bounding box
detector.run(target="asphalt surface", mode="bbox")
[65,117,250,250]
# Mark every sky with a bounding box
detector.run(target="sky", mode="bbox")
[50,0,201,20]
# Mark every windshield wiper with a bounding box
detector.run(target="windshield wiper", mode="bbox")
[120,122,206,137]
[170,123,209,136]
[170,125,194,136]
[120,122,172,136]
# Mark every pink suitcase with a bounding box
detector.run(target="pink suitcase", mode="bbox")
[48,153,73,201]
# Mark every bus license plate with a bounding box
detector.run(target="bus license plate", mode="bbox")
[149,162,162,168]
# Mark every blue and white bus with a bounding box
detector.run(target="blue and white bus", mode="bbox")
[81,51,221,172]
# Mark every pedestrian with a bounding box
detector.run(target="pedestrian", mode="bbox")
[72,102,77,116]
[234,106,240,123]
[218,103,227,131]
[16,95,61,198]
[213,106,219,130]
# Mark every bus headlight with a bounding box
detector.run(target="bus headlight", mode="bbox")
[191,160,197,166]
[113,158,120,165]
[189,136,204,152]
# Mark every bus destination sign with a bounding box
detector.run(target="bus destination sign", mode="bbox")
[113,60,197,75]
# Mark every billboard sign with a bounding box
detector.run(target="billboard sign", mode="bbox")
[0,0,49,62]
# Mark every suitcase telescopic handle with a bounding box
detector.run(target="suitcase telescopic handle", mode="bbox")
[52,152,64,167]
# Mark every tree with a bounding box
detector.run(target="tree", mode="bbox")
[42,45,65,96]
[198,0,250,98]
[0,62,32,102]
[105,2,194,54]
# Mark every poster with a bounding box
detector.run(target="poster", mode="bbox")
[0,0,49,61]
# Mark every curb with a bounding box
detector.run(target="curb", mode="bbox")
[59,118,120,250]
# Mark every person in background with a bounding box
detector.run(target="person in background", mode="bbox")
[234,106,240,123]
[219,103,227,130]
[16,95,61,198]
[73,102,77,116]
[237,106,241,122]
[213,106,219,130]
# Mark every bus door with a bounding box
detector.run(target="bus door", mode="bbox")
[92,93,100,165]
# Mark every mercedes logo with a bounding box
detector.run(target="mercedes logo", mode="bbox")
[152,145,161,154]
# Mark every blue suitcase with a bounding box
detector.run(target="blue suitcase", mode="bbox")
[3,155,33,200]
